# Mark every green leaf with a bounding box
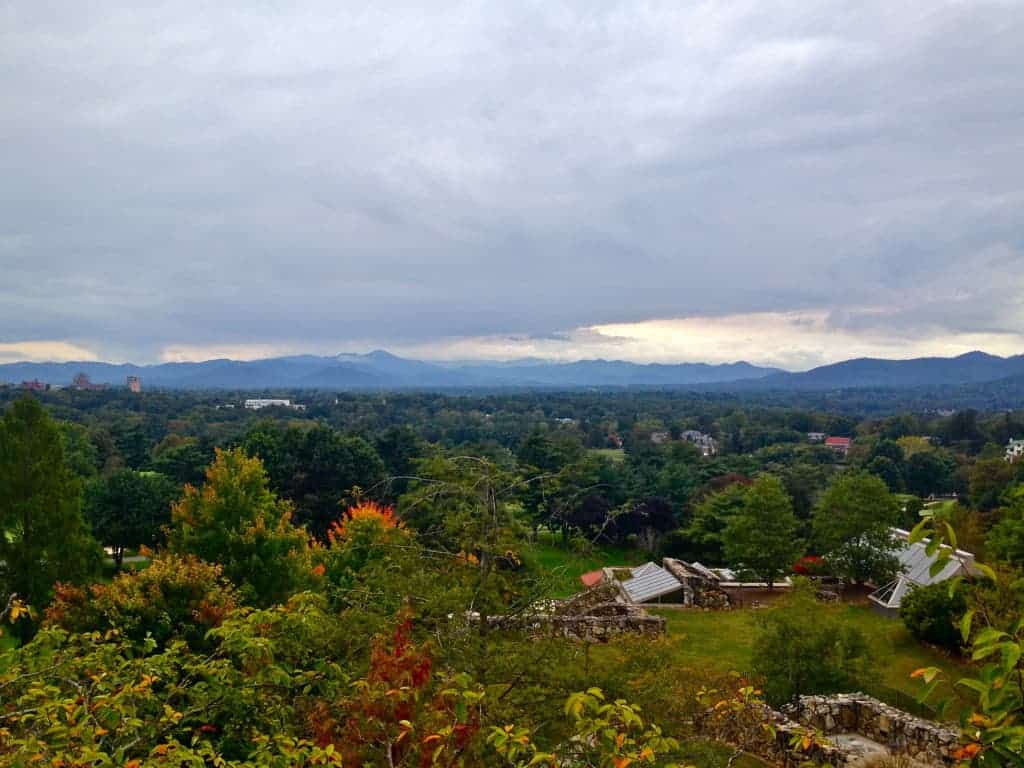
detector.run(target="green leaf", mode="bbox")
[1000,642,1021,673]
[908,518,930,544]
[975,563,997,582]
[916,678,940,704]
[961,609,976,643]
[942,521,958,550]
[956,677,989,695]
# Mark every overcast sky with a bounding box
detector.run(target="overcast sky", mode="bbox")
[2,1,1023,370]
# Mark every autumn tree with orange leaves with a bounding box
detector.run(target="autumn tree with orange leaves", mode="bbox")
[169,447,311,606]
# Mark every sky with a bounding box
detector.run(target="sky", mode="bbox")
[2,1,1023,371]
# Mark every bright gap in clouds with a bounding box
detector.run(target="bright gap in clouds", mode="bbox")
[142,310,1024,371]
[0,341,99,364]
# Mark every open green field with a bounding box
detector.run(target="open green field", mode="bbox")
[588,447,626,462]
[521,536,636,597]
[650,605,972,715]
[524,541,973,718]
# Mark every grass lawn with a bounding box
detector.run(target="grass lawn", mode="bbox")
[652,604,973,715]
[677,740,771,768]
[521,534,640,597]
[587,447,626,463]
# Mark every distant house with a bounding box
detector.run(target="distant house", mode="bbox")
[1006,438,1024,463]
[680,429,719,456]
[126,375,141,393]
[650,431,670,445]
[553,417,576,426]
[807,432,826,443]
[20,379,47,391]
[824,436,851,457]
[606,433,623,449]
[868,528,976,616]
[243,398,305,411]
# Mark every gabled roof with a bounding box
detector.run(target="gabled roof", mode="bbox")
[869,528,974,609]
[619,562,682,603]
[825,436,851,445]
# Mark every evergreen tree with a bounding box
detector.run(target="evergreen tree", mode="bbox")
[0,397,101,634]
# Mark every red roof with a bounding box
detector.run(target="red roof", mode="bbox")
[580,569,605,588]
[825,437,851,446]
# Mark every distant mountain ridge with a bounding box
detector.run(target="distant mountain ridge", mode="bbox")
[734,351,1024,391]
[1,350,1022,392]
[0,351,780,390]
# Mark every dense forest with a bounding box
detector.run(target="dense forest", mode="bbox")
[2,387,1024,765]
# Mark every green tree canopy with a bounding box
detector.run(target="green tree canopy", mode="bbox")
[812,470,900,584]
[83,468,180,568]
[723,475,803,589]
[679,480,750,565]
[0,397,102,631]
[169,447,310,606]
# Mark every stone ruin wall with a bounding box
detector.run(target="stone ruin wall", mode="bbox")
[479,582,665,642]
[485,610,665,642]
[784,694,960,766]
[662,558,732,609]
[699,694,959,768]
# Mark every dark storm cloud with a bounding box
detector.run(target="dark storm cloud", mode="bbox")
[1,1,1022,362]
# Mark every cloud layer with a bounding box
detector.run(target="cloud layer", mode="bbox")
[1,1,1022,367]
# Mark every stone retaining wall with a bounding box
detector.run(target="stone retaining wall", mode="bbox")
[485,610,665,642]
[472,582,665,642]
[784,693,959,766]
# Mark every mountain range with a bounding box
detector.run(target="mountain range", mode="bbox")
[1,350,1023,392]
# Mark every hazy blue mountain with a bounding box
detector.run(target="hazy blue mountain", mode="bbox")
[454,359,780,387]
[738,351,1024,390]
[0,351,778,390]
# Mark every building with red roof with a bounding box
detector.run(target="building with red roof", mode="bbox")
[825,436,851,457]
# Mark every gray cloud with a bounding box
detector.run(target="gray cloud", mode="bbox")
[1,1,1022,363]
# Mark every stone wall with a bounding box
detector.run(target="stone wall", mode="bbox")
[784,693,959,766]
[695,703,850,767]
[554,581,627,614]
[697,694,959,767]
[662,558,732,609]
[485,610,665,642]
[473,582,665,642]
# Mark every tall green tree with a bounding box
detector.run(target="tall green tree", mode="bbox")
[169,447,310,606]
[813,471,900,585]
[723,475,803,589]
[0,397,101,630]
[679,480,750,565]
[83,468,180,568]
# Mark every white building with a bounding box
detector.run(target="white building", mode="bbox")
[244,398,304,411]
[681,429,718,456]
[1006,438,1024,463]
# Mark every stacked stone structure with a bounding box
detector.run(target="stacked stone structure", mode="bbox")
[476,581,665,642]
[784,694,959,766]
[662,558,732,608]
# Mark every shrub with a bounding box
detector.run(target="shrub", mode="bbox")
[899,582,967,651]
[753,579,871,705]
[45,553,237,650]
